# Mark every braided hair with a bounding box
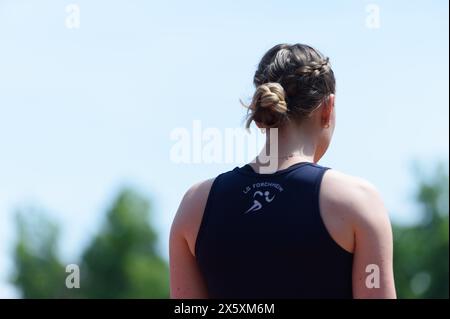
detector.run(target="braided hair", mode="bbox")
[245,43,336,128]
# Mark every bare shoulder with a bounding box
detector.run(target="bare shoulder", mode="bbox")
[170,178,215,256]
[319,169,396,297]
[321,168,389,230]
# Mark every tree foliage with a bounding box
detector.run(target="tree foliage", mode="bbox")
[393,163,449,298]
[12,188,169,298]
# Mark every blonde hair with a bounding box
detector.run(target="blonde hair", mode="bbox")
[245,82,288,128]
[245,43,335,129]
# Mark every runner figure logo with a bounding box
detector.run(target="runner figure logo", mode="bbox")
[244,190,275,214]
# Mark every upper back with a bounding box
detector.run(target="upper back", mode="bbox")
[181,162,364,257]
[188,162,358,298]
[172,161,394,298]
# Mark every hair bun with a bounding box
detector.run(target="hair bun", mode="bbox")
[245,82,288,128]
[256,83,288,112]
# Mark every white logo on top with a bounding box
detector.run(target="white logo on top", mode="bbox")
[244,190,276,214]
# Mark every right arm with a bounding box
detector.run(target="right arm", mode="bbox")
[169,179,214,299]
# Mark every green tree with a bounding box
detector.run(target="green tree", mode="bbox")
[12,209,67,298]
[12,188,169,298]
[80,188,169,298]
[393,162,449,298]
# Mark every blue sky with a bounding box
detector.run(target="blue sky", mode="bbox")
[0,0,448,298]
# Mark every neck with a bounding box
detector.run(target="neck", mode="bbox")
[253,123,318,171]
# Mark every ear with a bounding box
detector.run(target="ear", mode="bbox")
[321,94,335,126]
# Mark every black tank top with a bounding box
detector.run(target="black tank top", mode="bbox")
[195,162,353,298]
